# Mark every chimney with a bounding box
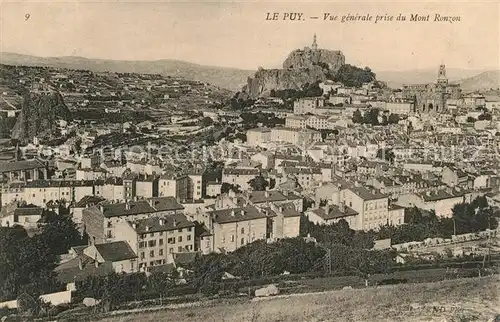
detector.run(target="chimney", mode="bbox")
[231,210,236,217]
[265,191,269,198]
[324,204,330,215]
[279,206,284,213]
[78,257,83,270]
[159,218,164,225]
[241,210,246,216]
[173,218,177,227]
[339,201,346,213]
[99,205,104,213]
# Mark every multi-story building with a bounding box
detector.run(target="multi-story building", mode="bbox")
[270,127,322,146]
[293,97,325,114]
[1,179,99,207]
[82,197,184,245]
[159,173,189,200]
[222,168,260,191]
[207,206,272,253]
[246,128,272,147]
[111,214,196,271]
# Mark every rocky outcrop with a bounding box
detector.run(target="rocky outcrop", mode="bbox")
[245,44,345,98]
[246,66,329,97]
[283,48,344,70]
[12,91,71,142]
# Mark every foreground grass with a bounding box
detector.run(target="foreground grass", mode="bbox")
[97,276,499,322]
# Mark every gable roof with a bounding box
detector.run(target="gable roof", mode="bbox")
[94,241,137,262]
[311,204,358,220]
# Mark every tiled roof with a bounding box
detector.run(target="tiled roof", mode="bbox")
[0,160,45,173]
[95,241,138,262]
[74,195,106,208]
[310,204,358,220]
[208,206,273,224]
[132,213,195,234]
[248,190,287,204]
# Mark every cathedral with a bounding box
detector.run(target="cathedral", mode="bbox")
[401,65,461,113]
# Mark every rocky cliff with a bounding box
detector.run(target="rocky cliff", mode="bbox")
[245,46,345,98]
[11,91,72,142]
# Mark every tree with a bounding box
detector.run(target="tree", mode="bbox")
[221,183,242,194]
[352,109,363,123]
[200,117,214,127]
[388,113,400,124]
[248,175,269,191]
[39,211,84,255]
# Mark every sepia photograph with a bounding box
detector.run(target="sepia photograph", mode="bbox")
[0,1,499,321]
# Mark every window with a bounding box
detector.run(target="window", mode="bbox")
[159,231,163,236]
[178,246,182,252]
[231,235,235,242]
[159,249,163,256]
[149,250,154,257]
[150,233,154,237]
[178,236,182,243]
[141,234,146,239]
[139,241,145,248]
[159,239,163,246]
[241,238,245,245]
[148,240,156,247]
[178,228,182,233]
[140,252,145,259]
[187,235,191,241]
[187,227,192,232]
[107,222,112,228]
[241,227,244,234]
[169,248,173,254]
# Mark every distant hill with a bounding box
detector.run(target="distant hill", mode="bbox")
[376,67,490,89]
[0,52,254,91]
[455,70,500,92]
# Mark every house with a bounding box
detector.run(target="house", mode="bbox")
[441,166,470,187]
[113,214,197,271]
[250,151,275,169]
[70,195,106,225]
[306,203,359,228]
[396,187,472,218]
[206,181,222,197]
[55,241,138,291]
[0,159,48,182]
[222,168,260,191]
[207,206,273,253]
[0,205,43,228]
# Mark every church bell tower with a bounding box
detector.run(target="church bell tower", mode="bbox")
[437,64,448,86]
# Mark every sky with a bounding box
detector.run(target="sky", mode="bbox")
[0,1,499,71]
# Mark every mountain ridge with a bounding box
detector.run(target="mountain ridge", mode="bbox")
[0,52,254,91]
[1,52,498,92]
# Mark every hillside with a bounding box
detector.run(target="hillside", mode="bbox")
[97,276,499,322]
[456,70,500,92]
[11,90,71,142]
[0,52,254,91]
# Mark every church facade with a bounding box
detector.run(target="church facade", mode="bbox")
[401,65,461,113]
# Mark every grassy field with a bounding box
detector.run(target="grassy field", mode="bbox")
[96,275,499,322]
